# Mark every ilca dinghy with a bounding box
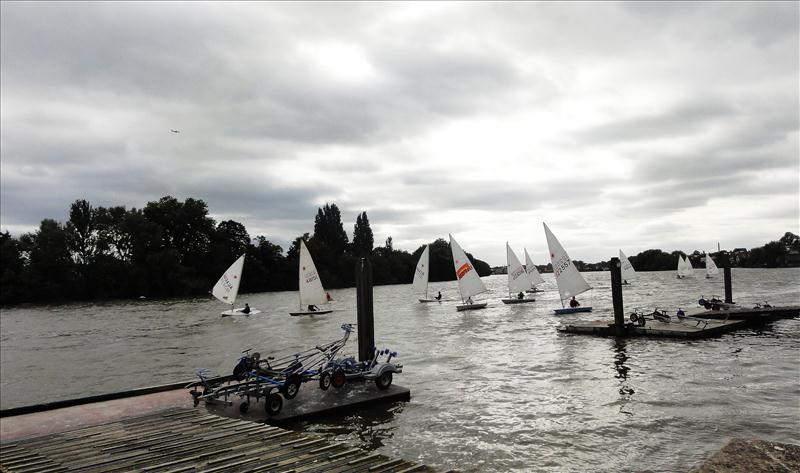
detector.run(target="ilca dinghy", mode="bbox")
[289,240,333,316]
[619,249,636,285]
[449,234,488,311]
[502,243,536,304]
[524,248,546,293]
[213,255,261,317]
[544,223,592,314]
[705,253,719,279]
[413,245,441,303]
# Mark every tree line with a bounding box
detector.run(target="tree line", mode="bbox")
[0,197,491,305]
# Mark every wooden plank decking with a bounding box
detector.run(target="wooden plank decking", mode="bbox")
[0,407,433,473]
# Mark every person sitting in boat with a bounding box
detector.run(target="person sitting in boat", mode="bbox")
[569,296,580,308]
[241,303,251,314]
[518,292,524,300]
[307,304,318,312]
[623,279,629,285]
[435,291,442,301]
[466,297,473,305]
[676,308,685,318]
[326,292,333,302]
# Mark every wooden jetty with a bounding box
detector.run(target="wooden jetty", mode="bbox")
[0,407,433,473]
[558,318,748,339]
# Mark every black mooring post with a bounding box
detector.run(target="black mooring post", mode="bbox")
[610,257,625,336]
[722,252,733,304]
[356,257,375,362]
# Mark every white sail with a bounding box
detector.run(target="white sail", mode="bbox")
[619,250,636,281]
[677,255,685,277]
[683,255,695,277]
[524,248,545,286]
[412,245,430,297]
[506,243,532,294]
[543,223,591,303]
[212,255,245,306]
[449,234,487,301]
[298,240,328,307]
[705,253,719,276]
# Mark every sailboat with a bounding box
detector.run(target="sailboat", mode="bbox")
[413,245,440,303]
[524,248,545,293]
[619,249,636,285]
[502,243,536,304]
[676,255,685,279]
[449,234,488,311]
[683,255,695,277]
[289,240,333,316]
[213,255,261,317]
[705,253,719,278]
[543,223,592,314]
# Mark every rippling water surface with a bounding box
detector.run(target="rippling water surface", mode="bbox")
[2,268,799,472]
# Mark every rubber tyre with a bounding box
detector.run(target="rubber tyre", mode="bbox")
[375,371,393,390]
[239,401,249,414]
[331,369,346,389]
[282,374,302,400]
[265,393,283,416]
[319,371,332,391]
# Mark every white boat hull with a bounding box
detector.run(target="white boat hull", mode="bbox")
[501,298,536,305]
[456,302,487,311]
[221,309,261,317]
[289,310,333,317]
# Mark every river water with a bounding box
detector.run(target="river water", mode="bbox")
[2,268,799,472]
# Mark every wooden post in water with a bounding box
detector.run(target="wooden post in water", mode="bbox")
[610,257,625,336]
[722,251,733,304]
[356,257,375,362]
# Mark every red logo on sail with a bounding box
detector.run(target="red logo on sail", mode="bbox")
[456,262,472,279]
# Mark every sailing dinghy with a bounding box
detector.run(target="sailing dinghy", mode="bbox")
[413,245,441,303]
[705,253,719,278]
[502,243,536,304]
[524,248,545,293]
[449,234,488,311]
[619,249,636,285]
[289,240,333,316]
[544,223,592,314]
[213,255,261,317]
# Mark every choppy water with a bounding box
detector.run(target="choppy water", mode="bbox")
[2,268,799,472]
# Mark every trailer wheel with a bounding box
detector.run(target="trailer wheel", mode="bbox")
[375,371,393,390]
[282,374,302,400]
[239,401,249,414]
[319,371,332,391]
[265,393,283,416]
[331,369,346,389]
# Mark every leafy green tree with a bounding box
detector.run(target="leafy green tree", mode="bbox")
[352,212,374,257]
[20,219,74,301]
[0,231,25,304]
[313,203,349,256]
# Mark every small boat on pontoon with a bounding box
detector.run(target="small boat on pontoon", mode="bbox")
[544,223,592,314]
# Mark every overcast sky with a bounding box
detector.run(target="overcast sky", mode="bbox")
[1,2,798,266]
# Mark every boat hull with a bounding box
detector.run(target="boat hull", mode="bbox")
[419,298,441,303]
[221,309,262,317]
[554,307,592,315]
[289,310,333,317]
[456,302,488,311]
[501,298,536,305]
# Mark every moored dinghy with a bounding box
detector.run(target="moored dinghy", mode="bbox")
[502,243,536,304]
[413,245,439,303]
[449,234,488,311]
[214,255,261,317]
[524,248,545,293]
[543,223,592,314]
[619,249,636,285]
[289,240,333,316]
